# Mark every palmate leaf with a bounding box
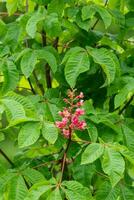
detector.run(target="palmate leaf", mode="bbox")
[82,4,112,29]
[44,13,62,37]
[42,121,58,144]
[6,0,18,16]
[0,171,16,190]
[122,125,134,152]
[95,181,120,200]
[64,48,90,88]
[24,181,53,200]
[7,176,28,200]
[26,10,46,38]
[101,147,125,187]
[35,49,57,73]
[81,143,104,164]
[21,50,37,78]
[47,188,62,200]
[62,181,93,200]
[18,122,41,148]
[87,47,120,86]
[0,60,19,94]
[1,99,26,122]
[22,168,45,184]
[120,184,134,200]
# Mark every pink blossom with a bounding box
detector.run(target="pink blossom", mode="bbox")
[71,115,79,126]
[63,129,70,138]
[76,92,84,99]
[77,100,84,107]
[75,108,85,116]
[55,118,68,129]
[78,120,87,130]
[55,90,87,138]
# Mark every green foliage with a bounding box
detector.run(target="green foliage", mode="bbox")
[0,0,134,199]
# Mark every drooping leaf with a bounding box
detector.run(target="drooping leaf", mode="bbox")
[24,181,53,200]
[87,47,119,86]
[21,50,37,78]
[42,121,58,144]
[62,180,93,200]
[26,10,46,38]
[81,143,104,164]
[0,60,19,94]
[44,13,62,37]
[6,0,18,16]
[82,4,112,29]
[18,122,41,148]
[95,181,120,200]
[35,49,57,73]
[64,49,90,88]
[122,125,134,152]
[7,176,28,200]
[101,147,125,186]
[22,168,45,184]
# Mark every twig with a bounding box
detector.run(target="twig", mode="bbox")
[0,12,21,16]
[32,160,58,169]
[27,78,36,94]
[91,0,109,30]
[59,132,72,184]
[0,149,14,166]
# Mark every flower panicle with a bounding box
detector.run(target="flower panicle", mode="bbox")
[55,90,87,138]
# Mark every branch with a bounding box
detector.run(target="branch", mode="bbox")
[91,0,109,30]
[0,149,14,166]
[27,78,36,94]
[0,12,21,16]
[59,133,72,184]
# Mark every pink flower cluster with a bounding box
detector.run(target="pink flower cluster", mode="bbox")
[55,90,87,138]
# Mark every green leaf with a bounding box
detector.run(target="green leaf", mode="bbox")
[6,0,18,16]
[95,181,120,200]
[81,143,104,164]
[35,49,57,73]
[62,181,93,200]
[47,188,62,200]
[42,121,58,144]
[2,98,26,122]
[87,47,119,86]
[21,50,37,78]
[48,0,64,16]
[0,132,5,142]
[64,49,90,88]
[120,184,134,200]
[101,147,125,186]
[122,125,134,152]
[1,60,19,94]
[82,4,112,28]
[82,5,96,21]
[0,171,16,190]
[18,122,41,148]
[44,13,62,37]
[7,176,28,200]
[26,11,46,38]
[22,168,45,184]
[114,78,134,108]
[24,181,53,200]
[87,122,98,142]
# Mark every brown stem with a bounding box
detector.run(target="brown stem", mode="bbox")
[26,0,29,12]
[0,12,21,16]
[91,0,109,30]
[59,133,72,184]
[46,64,52,88]
[0,149,14,166]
